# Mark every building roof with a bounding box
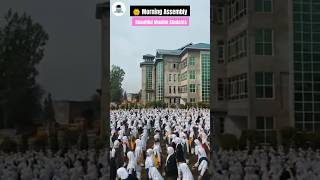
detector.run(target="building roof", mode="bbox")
[143,54,155,58]
[156,43,210,57]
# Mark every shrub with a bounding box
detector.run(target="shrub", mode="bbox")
[33,133,48,151]
[197,102,209,108]
[18,135,29,152]
[280,127,297,148]
[239,130,258,150]
[94,136,106,150]
[217,134,238,150]
[78,132,88,150]
[0,137,17,153]
[48,133,59,152]
[178,104,186,109]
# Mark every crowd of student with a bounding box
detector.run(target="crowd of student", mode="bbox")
[110,108,211,180]
[0,149,109,180]
[0,108,319,180]
[211,147,320,180]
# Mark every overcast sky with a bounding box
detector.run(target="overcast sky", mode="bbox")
[0,0,105,101]
[111,0,210,94]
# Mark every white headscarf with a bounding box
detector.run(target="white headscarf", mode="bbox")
[135,139,142,160]
[179,163,194,180]
[127,151,137,172]
[149,167,164,180]
[166,147,175,165]
[145,149,154,169]
[117,167,129,179]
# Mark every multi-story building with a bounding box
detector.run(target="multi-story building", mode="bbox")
[212,0,320,142]
[140,43,210,105]
[140,54,156,104]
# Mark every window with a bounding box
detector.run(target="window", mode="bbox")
[169,86,171,94]
[190,98,196,103]
[214,6,225,24]
[189,70,196,80]
[217,40,225,64]
[169,74,172,81]
[256,0,272,12]
[146,66,153,91]
[156,62,164,101]
[255,29,273,55]
[173,63,176,69]
[228,74,248,100]
[173,86,176,94]
[256,116,274,143]
[179,85,187,93]
[174,74,176,82]
[228,31,247,62]
[218,78,224,100]
[256,72,274,98]
[189,84,196,93]
[201,53,211,102]
[189,56,195,66]
[180,71,188,81]
[228,0,247,24]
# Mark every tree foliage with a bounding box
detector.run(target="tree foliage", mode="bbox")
[0,9,49,129]
[110,65,125,104]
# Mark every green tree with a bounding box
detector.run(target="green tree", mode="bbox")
[0,9,49,130]
[110,65,125,104]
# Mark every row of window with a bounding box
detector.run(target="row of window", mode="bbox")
[168,73,178,82]
[156,62,164,101]
[201,54,211,102]
[217,72,274,100]
[293,2,320,14]
[213,0,273,25]
[228,0,247,24]
[295,102,320,112]
[169,98,180,104]
[171,70,196,82]
[146,66,153,91]
[228,73,248,100]
[177,84,196,93]
[228,31,247,62]
[168,86,177,94]
[295,82,320,92]
[294,72,320,82]
[294,33,320,43]
[217,29,273,65]
[167,57,196,71]
[220,116,274,143]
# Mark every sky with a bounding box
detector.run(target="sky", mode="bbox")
[0,0,105,101]
[111,0,210,94]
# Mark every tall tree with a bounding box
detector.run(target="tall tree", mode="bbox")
[0,9,49,129]
[110,65,125,104]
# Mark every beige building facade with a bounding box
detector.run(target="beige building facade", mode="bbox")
[140,43,210,105]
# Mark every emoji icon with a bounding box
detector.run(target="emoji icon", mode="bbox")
[133,9,140,16]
